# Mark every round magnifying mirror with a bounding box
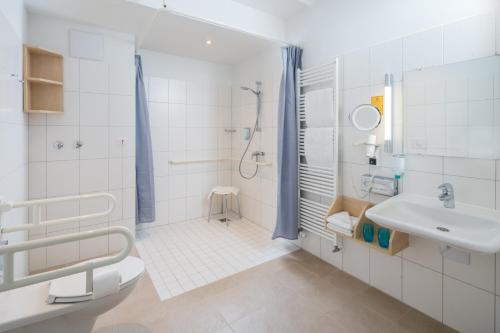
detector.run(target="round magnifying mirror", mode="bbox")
[349,104,381,131]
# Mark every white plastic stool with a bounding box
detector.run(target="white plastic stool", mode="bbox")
[207,186,241,226]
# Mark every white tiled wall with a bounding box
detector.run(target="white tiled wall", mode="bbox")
[300,13,500,333]
[230,47,282,232]
[136,49,234,228]
[143,76,232,226]
[0,2,28,278]
[26,15,136,271]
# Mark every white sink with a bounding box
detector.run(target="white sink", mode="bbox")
[365,193,500,253]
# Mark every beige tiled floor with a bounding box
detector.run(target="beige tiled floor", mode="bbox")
[93,250,455,333]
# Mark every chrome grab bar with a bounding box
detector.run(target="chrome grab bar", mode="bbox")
[0,192,116,234]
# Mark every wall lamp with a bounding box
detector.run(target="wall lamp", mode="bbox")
[384,73,393,154]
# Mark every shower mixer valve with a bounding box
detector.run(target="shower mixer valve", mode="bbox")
[251,151,265,160]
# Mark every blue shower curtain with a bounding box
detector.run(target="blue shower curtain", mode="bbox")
[135,55,155,223]
[272,46,303,240]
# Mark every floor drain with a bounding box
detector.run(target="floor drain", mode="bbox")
[436,226,450,232]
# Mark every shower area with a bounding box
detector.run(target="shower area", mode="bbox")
[133,13,298,300]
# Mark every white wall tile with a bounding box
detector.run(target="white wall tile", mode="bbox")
[370,250,402,299]
[155,177,169,202]
[122,188,135,219]
[149,77,169,102]
[64,57,79,92]
[109,126,135,158]
[497,182,500,210]
[110,95,134,126]
[444,252,495,292]
[169,198,186,223]
[443,14,496,64]
[169,79,186,104]
[405,155,443,174]
[187,82,203,105]
[169,104,186,128]
[46,160,79,196]
[79,126,108,159]
[402,236,442,272]
[343,49,370,89]
[404,27,443,71]
[443,175,495,208]
[79,93,109,126]
[496,296,500,333]
[79,59,109,94]
[149,102,169,128]
[299,231,321,257]
[469,100,494,127]
[109,63,134,95]
[403,260,442,322]
[80,159,108,193]
[443,157,495,180]
[28,162,46,199]
[122,157,135,189]
[403,171,443,196]
[46,125,78,161]
[370,39,403,84]
[28,125,46,162]
[342,237,370,283]
[320,238,342,269]
[443,276,495,333]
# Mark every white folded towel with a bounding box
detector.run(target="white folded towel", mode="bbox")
[327,211,354,230]
[304,128,334,167]
[92,269,121,300]
[305,88,334,128]
[326,211,356,237]
[326,223,353,237]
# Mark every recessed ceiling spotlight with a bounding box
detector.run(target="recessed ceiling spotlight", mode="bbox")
[205,40,213,45]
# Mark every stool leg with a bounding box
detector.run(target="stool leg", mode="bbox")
[236,195,242,219]
[224,195,229,227]
[207,195,213,222]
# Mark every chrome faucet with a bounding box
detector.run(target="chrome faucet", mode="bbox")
[438,183,455,208]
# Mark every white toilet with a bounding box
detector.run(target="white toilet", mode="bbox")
[0,256,145,333]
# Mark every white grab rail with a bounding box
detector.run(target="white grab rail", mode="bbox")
[0,226,133,293]
[168,158,273,167]
[0,192,132,294]
[0,192,116,234]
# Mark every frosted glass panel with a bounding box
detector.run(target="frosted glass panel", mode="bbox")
[403,56,500,159]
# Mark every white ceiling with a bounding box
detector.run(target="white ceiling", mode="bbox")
[231,0,315,19]
[23,0,283,64]
[139,11,277,64]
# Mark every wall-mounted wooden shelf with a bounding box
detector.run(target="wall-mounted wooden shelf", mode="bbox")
[325,196,409,256]
[23,45,64,114]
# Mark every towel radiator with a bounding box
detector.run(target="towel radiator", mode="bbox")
[0,193,133,293]
[296,60,340,243]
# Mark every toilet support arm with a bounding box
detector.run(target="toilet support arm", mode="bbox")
[0,226,134,293]
[0,192,117,235]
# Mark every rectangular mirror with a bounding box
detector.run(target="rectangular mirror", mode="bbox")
[403,56,500,159]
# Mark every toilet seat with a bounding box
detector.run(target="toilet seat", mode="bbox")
[47,256,145,304]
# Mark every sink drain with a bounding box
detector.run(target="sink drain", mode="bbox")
[436,226,450,232]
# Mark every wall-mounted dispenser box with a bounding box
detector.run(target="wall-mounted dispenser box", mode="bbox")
[360,174,396,197]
